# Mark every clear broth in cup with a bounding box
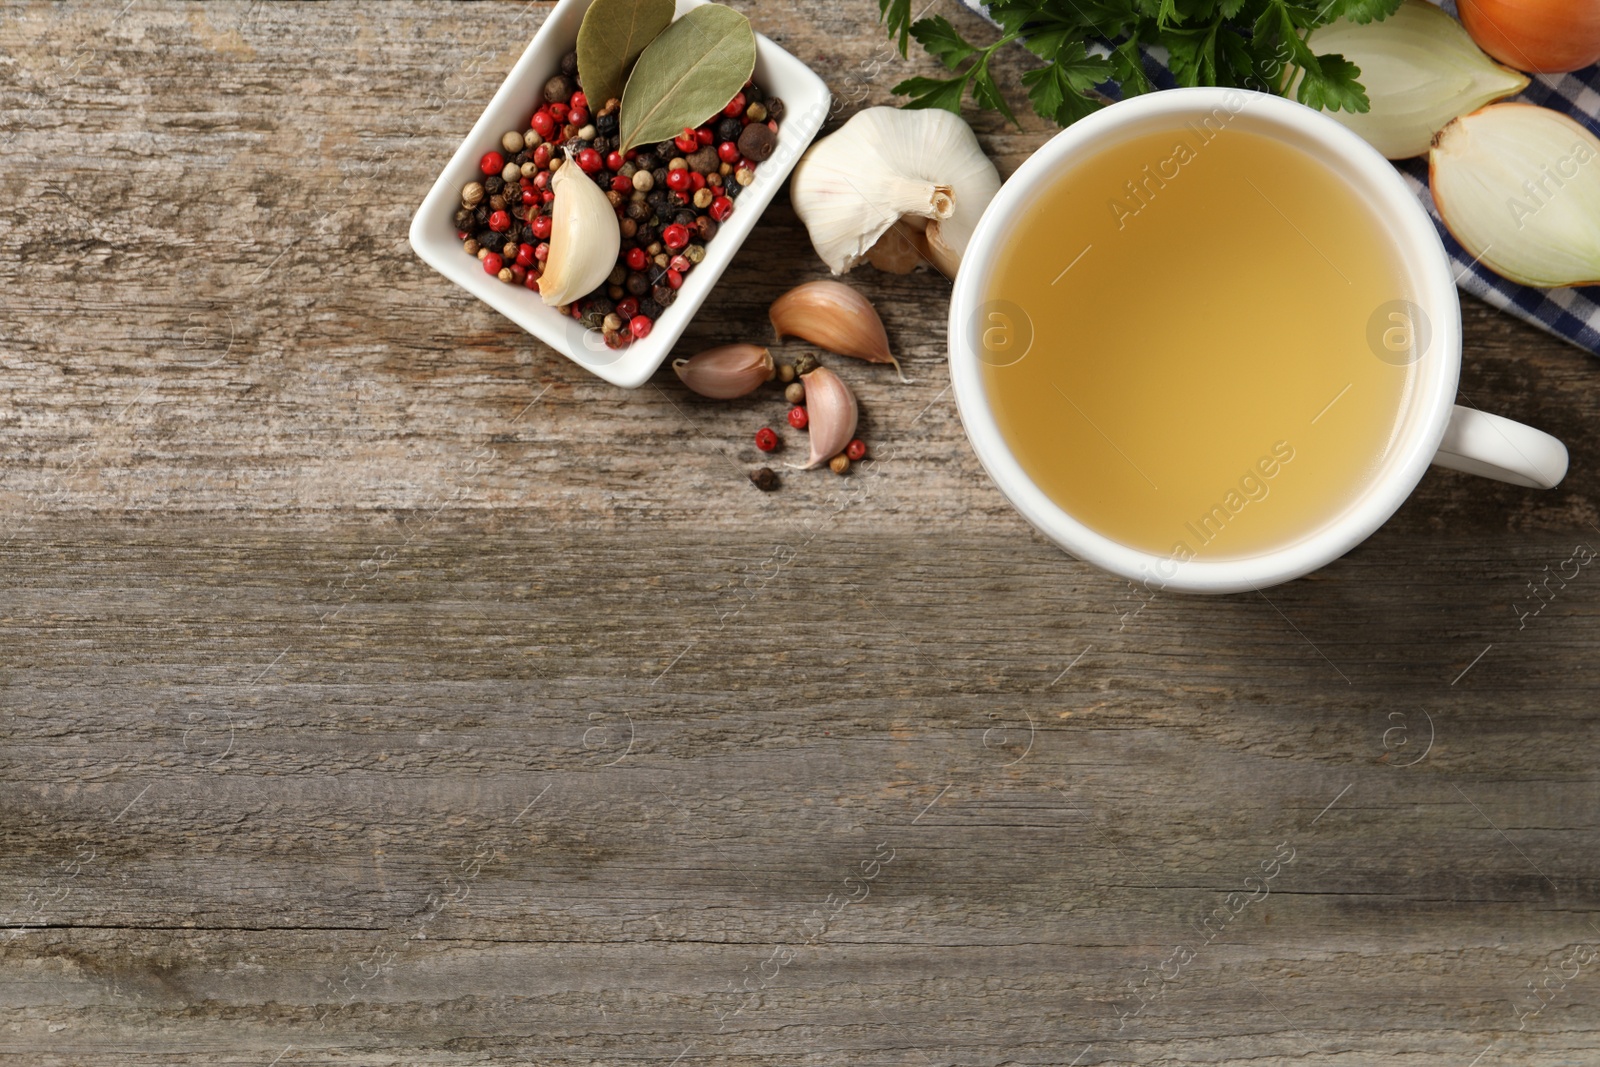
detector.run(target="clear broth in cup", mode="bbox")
[979,123,1419,561]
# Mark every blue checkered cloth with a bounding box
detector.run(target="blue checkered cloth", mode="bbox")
[959,0,1600,355]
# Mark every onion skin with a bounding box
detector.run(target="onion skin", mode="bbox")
[1459,0,1600,74]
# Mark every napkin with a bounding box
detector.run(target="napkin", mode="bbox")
[956,0,1600,355]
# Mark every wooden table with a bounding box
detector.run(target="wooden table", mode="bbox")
[3,3,1599,1064]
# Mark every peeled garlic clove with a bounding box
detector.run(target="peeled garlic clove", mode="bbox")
[1430,103,1600,288]
[1300,0,1528,160]
[789,106,1000,277]
[671,344,774,399]
[538,150,622,308]
[770,280,908,382]
[785,366,857,471]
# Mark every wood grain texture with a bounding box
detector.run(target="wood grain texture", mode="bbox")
[3,2,1600,1065]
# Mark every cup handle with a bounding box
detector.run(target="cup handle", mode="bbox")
[1431,405,1568,489]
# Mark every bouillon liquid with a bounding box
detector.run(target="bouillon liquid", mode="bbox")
[979,120,1418,561]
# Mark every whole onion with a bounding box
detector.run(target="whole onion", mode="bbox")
[1459,0,1600,74]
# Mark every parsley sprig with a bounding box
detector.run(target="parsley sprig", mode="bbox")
[878,0,1404,127]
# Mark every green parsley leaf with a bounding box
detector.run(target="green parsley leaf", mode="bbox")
[1296,52,1369,113]
[970,53,1021,124]
[1021,42,1112,125]
[878,0,913,58]
[1315,0,1403,26]
[891,73,970,113]
[910,16,978,70]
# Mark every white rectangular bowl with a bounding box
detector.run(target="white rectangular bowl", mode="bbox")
[409,0,831,388]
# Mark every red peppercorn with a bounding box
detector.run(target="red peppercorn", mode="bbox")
[570,91,587,110]
[661,223,690,250]
[626,246,648,271]
[723,92,746,117]
[696,126,714,145]
[674,127,698,153]
[531,214,552,239]
[710,195,733,221]
[522,189,538,205]
[482,252,504,275]
[515,243,535,268]
[531,111,555,137]
[511,263,528,284]
[488,210,510,232]
[666,169,691,193]
[577,148,603,173]
[610,174,633,194]
[630,314,653,339]
[533,170,552,190]
[755,427,778,452]
[669,254,692,272]
[672,190,690,205]
[717,140,741,164]
[534,242,550,262]
[666,269,683,289]
[767,119,778,132]
[846,439,867,461]
[787,406,808,430]
[480,150,505,176]
[689,172,706,190]
[524,272,540,291]
[541,190,555,204]
[533,143,553,168]
[570,107,589,126]
[616,297,639,319]
[549,102,569,124]
[605,150,625,171]
[456,229,469,241]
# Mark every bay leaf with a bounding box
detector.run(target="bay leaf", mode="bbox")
[576,0,675,109]
[619,3,757,152]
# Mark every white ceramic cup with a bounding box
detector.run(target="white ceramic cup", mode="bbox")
[948,87,1570,595]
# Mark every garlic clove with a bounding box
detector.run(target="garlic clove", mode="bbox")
[1300,0,1528,160]
[789,106,999,277]
[671,344,774,399]
[865,219,935,274]
[1430,103,1600,288]
[785,366,858,470]
[769,280,908,382]
[538,149,622,307]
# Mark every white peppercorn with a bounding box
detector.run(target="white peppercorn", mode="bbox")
[502,130,525,154]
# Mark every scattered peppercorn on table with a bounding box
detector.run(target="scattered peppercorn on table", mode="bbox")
[3,3,1600,1066]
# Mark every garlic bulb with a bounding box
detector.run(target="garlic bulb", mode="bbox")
[1431,103,1600,288]
[785,366,857,470]
[672,344,774,398]
[789,107,1000,277]
[538,151,622,308]
[1301,0,1528,159]
[769,281,906,381]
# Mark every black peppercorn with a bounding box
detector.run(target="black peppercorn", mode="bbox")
[625,200,651,221]
[579,307,606,329]
[453,207,474,230]
[473,203,491,225]
[560,51,578,76]
[655,139,679,158]
[672,208,697,228]
[634,150,658,171]
[638,297,662,320]
[723,180,742,201]
[749,467,779,491]
[597,113,619,137]
[625,271,650,296]
[589,296,615,316]
[484,175,504,196]
[794,353,819,376]
[477,230,503,252]
[652,283,676,306]
[652,167,670,188]
[489,194,507,212]
[544,74,575,103]
[737,122,777,162]
[715,116,743,143]
[766,97,785,122]
[695,216,718,242]
[745,83,765,104]
[591,135,611,153]
[514,150,530,165]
